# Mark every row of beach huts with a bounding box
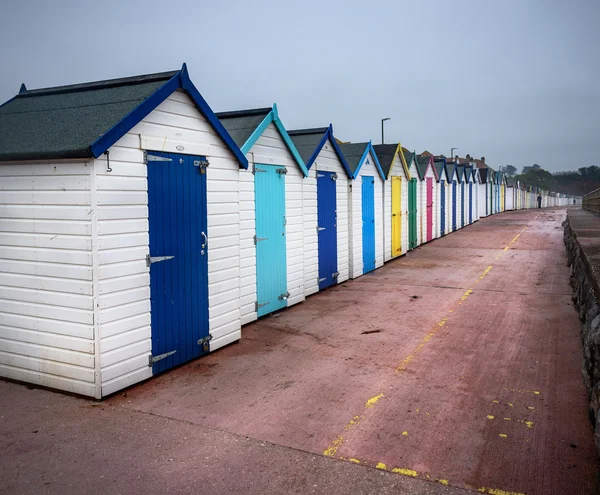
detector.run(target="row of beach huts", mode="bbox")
[0,66,580,398]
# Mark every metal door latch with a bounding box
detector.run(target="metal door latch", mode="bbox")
[146,254,174,267]
[316,226,326,232]
[278,291,290,300]
[253,166,267,174]
[194,159,210,174]
[331,173,338,180]
[254,235,268,245]
[332,272,339,278]
[148,350,176,366]
[255,301,269,311]
[197,335,213,352]
[318,277,327,283]
[276,167,287,174]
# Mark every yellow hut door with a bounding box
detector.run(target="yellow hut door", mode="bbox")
[391,177,402,256]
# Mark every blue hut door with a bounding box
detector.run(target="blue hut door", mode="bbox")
[461,182,465,227]
[255,164,287,317]
[147,151,210,374]
[362,176,376,273]
[469,183,473,223]
[317,171,338,290]
[452,181,457,231]
[440,181,446,235]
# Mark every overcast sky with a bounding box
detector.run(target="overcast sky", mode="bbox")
[1,0,598,172]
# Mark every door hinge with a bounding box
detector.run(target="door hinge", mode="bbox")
[332,271,339,278]
[194,158,210,174]
[253,165,267,174]
[254,235,268,245]
[148,350,176,367]
[318,277,327,283]
[317,173,326,178]
[278,291,290,300]
[144,152,173,164]
[146,254,175,267]
[197,334,213,352]
[317,226,326,232]
[276,167,287,175]
[255,301,269,311]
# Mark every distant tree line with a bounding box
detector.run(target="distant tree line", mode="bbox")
[497,164,599,196]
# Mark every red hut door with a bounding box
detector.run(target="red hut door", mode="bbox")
[426,178,433,241]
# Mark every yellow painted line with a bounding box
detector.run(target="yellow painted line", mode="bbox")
[402,430,408,436]
[503,388,541,395]
[365,393,384,408]
[487,415,495,420]
[323,226,526,458]
[499,433,508,438]
[342,456,525,495]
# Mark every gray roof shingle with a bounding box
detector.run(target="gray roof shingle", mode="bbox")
[338,142,369,175]
[288,128,328,165]
[372,144,398,178]
[0,70,178,161]
[215,108,271,149]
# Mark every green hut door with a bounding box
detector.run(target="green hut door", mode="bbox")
[408,178,418,249]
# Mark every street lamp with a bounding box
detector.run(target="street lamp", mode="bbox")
[451,147,458,159]
[381,118,391,144]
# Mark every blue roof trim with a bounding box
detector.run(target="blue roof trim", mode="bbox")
[89,63,248,169]
[352,141,386,180]
[304,125,353,178]
[327,125,354,178]
[180,66,248,169]
[242,103,308,177]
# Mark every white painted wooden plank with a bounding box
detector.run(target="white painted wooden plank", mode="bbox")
[0,246,91,266]
[0,351,94,382]
[0,218,91,235]
[0,324,93,353]
[0,337,94,367]
[0,285,92,310]
[0,259,92,280]
[0,191,90,205]
[0,232,91,251]
[0,298,93,324]
[0,364,95,397]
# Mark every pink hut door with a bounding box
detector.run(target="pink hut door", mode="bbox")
[426,178,433,241]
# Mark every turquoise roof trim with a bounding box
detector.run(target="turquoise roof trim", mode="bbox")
[240,103,308,177]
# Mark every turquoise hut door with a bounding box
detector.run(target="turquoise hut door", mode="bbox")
[362,176,376,273]
[255,164,287,317]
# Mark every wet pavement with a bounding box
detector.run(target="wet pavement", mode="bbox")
[1,208,597,494]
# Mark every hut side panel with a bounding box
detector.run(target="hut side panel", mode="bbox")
[0,162,97,397]
[96,91,241,396]
[251,122,305,308]
[314,139,350,283]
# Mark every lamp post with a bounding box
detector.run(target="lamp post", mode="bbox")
[381,118,391,144]
[451,147,458,159]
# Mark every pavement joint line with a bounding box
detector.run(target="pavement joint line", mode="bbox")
[322,225,531,461]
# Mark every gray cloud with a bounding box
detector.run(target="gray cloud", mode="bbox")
[1,0,598,172]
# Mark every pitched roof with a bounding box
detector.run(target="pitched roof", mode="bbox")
[372,144,399,178]
[416,154,433,179]
[433,158,447,181]
[338,142,369,175]
[215,108,271,149]
[288,125,352,177]
[338,142,385,179]
[288,127,329,165]
[0,66,247,167]
[216,104,308,176]
[506,177,516,187]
